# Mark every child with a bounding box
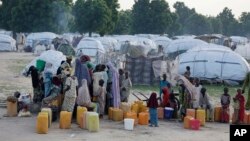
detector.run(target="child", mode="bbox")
[162,84,171,107]
[221,87,231,123]
[97,79,106,118]
[147,92,158,127]
[199,87,213,121]
[233,89,245,124]
[169,93,178,118]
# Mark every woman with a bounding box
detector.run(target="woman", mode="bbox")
[74,58,91,87]
[26,66,41,103]
[62,70,78,112]
[147,92,158,127]
[76,79,98,112]
[107,62,120,108]
[159,74,169,101]
[43,62,53,98]
[121,71,132,102]
[233,89,245,124]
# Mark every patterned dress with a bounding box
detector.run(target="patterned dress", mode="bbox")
[62,76,78,112]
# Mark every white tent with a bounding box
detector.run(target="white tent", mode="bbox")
[25,32,58,48]
[22,50,66,75]
[234,43,250,60]
[76,38,106,64]
[178,47,250,81]
[0,34,16,51]
[152,36,172,49]
[230,36,248,45]
[95,37,119,52]
[164,38,208,59]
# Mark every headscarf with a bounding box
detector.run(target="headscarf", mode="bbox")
[74,58,91,86]
[147,92,158,108]
[107,62,120,108]
[77,79,91,106]
[27,66,40,88]
[44,62,53,73]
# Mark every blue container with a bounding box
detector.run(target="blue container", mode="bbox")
[164,107,174,119]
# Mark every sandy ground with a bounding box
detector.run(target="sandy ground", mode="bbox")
[0,52,230,141]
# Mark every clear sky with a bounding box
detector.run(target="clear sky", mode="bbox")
[119,0,250,18]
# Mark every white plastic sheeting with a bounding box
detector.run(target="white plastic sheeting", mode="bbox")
[22,50,66,75]
[0,34,16,51]
[25,32,58,48]
[235,43,250,60]
[165,39,208,54]
[178,47,250,81]
[95,37,119,52]
[76,38,106,64]
[152,36,172,49]
[230,36,248,45]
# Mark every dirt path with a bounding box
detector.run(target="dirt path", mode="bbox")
[0,52,229,141]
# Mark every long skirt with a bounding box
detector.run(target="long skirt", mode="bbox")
[221,106,230,123]
[62,96,76,112]
[149,108,158,126]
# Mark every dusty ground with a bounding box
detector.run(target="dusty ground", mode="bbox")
[0,52,229,141]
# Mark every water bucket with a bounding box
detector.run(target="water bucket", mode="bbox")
[124,118,134,131]
[164,107,174,119]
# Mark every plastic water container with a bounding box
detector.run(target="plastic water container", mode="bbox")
[186,109,195,118]
[164,107,174,119]
[190,119,200,130]
[124,118,134,131]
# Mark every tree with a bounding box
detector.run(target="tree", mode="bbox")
[184,13,212,35]
[217,7,238,35]
[208,17,223,34]
[132,0,173,34]
[148,0,172,34]
[0,0,19,30]
[113,10,132,34]
[167,13,181,36]
[9,0,71,33]
[240,12,250,36]
[173,2,196,34]
[73,0,111,36]
[102,0,119,34]
[131,0,151,33]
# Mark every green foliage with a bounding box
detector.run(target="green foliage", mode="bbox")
[101,0,120,35]
[240,12,250,36]
[131,0,151,34]
[217,7,238,36]
[113,10,132,34]
[184,13,212,35]
[173,1,196,35]
[132,0,173,34]
[0,0,19,30]
[73,0,111,36]
[208,17,223,34]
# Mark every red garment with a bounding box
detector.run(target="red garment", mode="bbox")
[148,93,158,108]
[221,106,230,123]
[235,92,245,122]
[162,87,170,107]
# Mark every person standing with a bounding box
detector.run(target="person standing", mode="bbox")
[107,62,120,108]
[121,71,132,102]
[96,79,106,118]
[199,87,213,121]
[159,74,169,101]
[221,87,231,123]
[184,66,191,80]
[26,66,42,103]
[62,70,78,112]
[147,92,159,127]
[193,78,202,109]
[233,89,245,124]
[242,72,250,110]
[43,62,53,98]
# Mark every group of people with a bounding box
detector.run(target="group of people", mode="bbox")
[147,65,248,127]
[27,55,133,118]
